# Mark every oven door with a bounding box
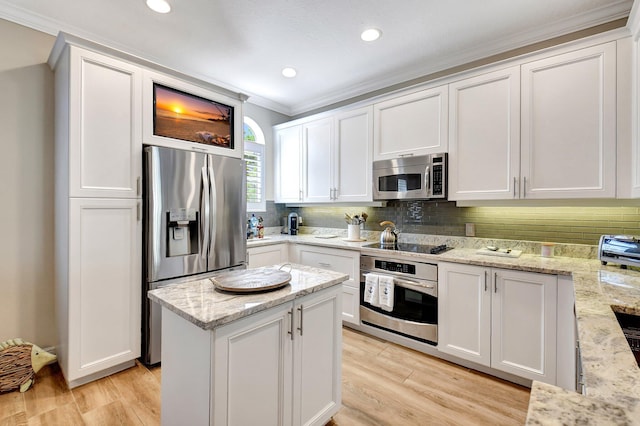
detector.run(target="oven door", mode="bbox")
[359,273,438,344]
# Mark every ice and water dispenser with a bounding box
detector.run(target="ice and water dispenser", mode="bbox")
[166,208,198,257]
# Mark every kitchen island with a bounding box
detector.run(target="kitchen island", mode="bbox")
[148,263,348,426]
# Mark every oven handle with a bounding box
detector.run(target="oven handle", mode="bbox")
[363,272,437,296]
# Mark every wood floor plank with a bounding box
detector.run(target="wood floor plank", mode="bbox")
[106,362,160,425]
[0,411,28,426]
[27,402,84,426]
[0,390,25,421]
[72,375,120,414]
[22,364,74,419]
[81,400,143,426]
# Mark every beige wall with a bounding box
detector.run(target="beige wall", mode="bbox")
[0,19,56,346]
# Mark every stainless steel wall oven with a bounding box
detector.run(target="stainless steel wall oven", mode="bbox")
[359,254,438,345]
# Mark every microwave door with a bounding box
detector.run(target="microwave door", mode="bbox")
[145,146,207,282]
[206,154,247,272]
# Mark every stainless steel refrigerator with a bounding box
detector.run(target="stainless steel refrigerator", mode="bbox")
[142,145,246,365]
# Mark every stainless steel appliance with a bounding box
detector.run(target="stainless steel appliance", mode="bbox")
[373,153,447,201]
[598,235,640,269]
[359,251,443,345]
[142,145,246,365]
[288,212,299,235]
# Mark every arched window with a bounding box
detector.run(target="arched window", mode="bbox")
[244,117,266,212]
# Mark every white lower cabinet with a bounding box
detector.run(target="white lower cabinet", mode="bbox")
[162,285,342,426]
[438,262,557,384]
[247,243,288,268]
[58,198,141,386]
[290,244,360,325]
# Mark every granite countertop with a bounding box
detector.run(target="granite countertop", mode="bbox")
[148,263,348,330]
[249,231,640,424]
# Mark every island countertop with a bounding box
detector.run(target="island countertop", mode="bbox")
[148,263,348,331]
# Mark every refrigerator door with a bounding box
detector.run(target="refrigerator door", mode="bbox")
[146,146,208,282]
[207,154,247,271]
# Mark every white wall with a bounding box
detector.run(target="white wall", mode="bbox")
[243,102,289,201]
[0,19,56,347]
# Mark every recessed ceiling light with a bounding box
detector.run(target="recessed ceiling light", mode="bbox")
[146,0,171,14]
[361,28,382,42]
[282,67,297,78]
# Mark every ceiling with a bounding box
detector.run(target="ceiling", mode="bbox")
[0,0,634,116]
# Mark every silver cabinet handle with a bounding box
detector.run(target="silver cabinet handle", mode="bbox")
[137,202,141,221]
[523,177,527,198]
[494,272,498,293]
[137,176,141,196]
[297,305,303,336]
[299,190,303,201]
[319,262,331,267]
[334,187,338,200]
[513,177,517,198]
[484,271,488,292]
[399,153,414,157]
[288,309,293,340]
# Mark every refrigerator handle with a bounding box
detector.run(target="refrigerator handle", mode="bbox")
[201,165,210,259]
[208,157,217,255]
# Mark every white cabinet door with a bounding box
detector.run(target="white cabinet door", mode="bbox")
[521,42,616,199]
[67,198,141,383]
[213,303,293,426]
[247,244,288,268]
[69,47,142,199]
[274,124,303,202]
[448,66,521,200]
[438,263,491,366]
[340,284,360,325]
[373,85,448,160]
[293,286,342,426]
[302,118,333,202]
[334,106,373,202]
[492,269,557,383]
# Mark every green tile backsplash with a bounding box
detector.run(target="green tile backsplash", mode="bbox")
[284,201,640,245]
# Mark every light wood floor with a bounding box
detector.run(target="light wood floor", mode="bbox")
[0,327,530,425]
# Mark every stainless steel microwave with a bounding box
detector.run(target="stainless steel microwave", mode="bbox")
[373,153,447,201]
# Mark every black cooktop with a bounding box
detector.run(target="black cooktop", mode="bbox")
[362,242,452,255]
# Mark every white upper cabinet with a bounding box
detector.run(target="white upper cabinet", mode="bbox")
[373,85,448,161]
[449,42,617,201]
[333,106,373,202]
[302,117,334,203]
[274,106,373,204]
[274,124,303,203]
[521,42,616,199]
[64,47,142,199]
[142,70,244,159]
[448,66,521,200]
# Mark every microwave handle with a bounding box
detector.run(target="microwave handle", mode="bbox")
[425,165,431,197]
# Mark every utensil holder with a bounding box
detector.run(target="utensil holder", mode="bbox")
[347,224,360,240]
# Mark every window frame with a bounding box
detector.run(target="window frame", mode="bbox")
[244,117,266,212]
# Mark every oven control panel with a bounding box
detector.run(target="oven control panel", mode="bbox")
[374,260,415,275]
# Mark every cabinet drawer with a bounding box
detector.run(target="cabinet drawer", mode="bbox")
[293,245,359,282]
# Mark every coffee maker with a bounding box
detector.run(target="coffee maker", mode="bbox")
[288,212,299,235]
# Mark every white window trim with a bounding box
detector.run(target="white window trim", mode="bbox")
[244,117,266,212]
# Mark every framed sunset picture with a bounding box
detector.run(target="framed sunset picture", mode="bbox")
[153,83,234,149]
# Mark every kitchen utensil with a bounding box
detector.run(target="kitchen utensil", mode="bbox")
[345,213,352,224]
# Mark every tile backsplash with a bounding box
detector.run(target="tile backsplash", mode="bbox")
[269,201,640,245]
